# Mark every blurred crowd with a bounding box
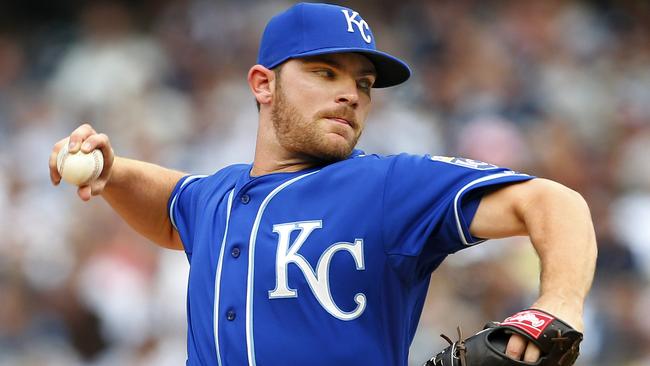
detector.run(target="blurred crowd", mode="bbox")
[0,0,649,365]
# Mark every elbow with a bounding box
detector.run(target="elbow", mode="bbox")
[527,178,598,254]
[558,181,592,218]
[565,185,598,256]
[528,178,590,212]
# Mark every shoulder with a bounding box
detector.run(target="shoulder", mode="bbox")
[331,151,415,168]
[177,163,250,192]
[321,152,401,177]
[203,163,249,181]
[342,151,529,175]
[211,163,250,181]
[325,152,481,178]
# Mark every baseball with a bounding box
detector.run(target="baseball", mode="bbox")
[56,141,104,186]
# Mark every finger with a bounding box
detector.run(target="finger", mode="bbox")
[49,160,61,185]
[77,185,92,201]
[523,342,541,363]
[81,133,113,166]
[68,123,97,153]
[98,147,115,181]
[505,334,527,361]
[89,179,106,197]
[79,133,114,181]
[49,138,69,185]
[79,132,109,153]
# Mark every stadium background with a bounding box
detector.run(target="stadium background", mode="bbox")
[0,0,649,365]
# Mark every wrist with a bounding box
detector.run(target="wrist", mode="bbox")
[530,295,585,331]
[101,155,120,195]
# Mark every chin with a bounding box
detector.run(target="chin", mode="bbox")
[310,137,354,162]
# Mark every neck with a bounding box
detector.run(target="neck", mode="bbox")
[250,116,320,177]
[250,155,319,177]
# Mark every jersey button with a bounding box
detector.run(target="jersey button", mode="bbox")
[231,247,241,258]
[226,310,236,321]
[240,194,250,204]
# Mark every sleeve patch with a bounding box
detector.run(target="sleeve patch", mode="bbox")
[430,156,499,170]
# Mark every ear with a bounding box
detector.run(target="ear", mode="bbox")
[248,65,274,107]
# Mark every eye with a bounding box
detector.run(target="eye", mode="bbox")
[313,69,335,78]
[357,78,372,90]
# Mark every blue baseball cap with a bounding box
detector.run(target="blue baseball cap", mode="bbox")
[257,2,411,88]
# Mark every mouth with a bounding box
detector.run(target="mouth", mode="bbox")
[327,117,350,125]
[326,116,355,128]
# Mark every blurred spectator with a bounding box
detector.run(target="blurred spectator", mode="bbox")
[0,33,26,142]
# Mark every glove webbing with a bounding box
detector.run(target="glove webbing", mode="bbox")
[439,327,467,366]
[552,331,581,366]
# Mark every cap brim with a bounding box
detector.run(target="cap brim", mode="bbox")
[271,47,411,88]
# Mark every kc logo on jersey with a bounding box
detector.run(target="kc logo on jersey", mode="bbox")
[268,220,367,320]
[341,10,372,43]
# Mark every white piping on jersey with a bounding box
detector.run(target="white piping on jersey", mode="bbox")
[169,175,208,231]
[453,172,531,246]
[245,170,320,366]
[214,189,235,366]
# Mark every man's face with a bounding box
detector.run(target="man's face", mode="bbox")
[270,53,376,162]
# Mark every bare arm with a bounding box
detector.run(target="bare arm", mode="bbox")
[49,124,186,250]
[469,178,597,361]
[101,157,185,250]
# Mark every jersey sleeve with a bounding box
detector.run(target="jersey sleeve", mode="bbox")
[167,174,208,256]
[381,154,534,279]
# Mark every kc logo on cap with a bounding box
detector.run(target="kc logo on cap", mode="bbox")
[341,10,372,44]
[257,2,411,88]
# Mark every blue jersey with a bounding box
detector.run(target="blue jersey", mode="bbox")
[168,150,534,366]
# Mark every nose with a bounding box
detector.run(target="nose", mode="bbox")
[335,79,359,108]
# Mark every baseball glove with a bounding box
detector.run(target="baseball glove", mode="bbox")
[424,309,583,366]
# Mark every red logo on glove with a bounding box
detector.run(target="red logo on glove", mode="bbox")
[501,310,554,339]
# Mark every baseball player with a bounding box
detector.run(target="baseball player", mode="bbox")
[49,3,596,366]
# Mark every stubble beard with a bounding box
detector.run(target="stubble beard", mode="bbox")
[271,82,359,163]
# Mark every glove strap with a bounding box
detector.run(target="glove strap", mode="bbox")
[500,309,555,339]
[455,326,467,366]
[424,327,467,366]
